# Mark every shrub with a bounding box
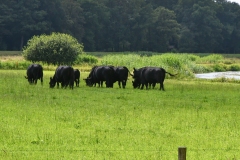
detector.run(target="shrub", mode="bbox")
[22,32,84,65]
[197,54,224,63]
[74,54,98,64]
[138,51,154,57]
[228,64,240,71]
[212,63,227,72]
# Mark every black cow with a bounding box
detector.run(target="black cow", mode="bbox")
[113,66,133,88]
[74,69,80,87]
[132,79,156,89]
[132,67,176,90]
[49,66,75,89]
[25,64,43,85]
[84,66,115,88]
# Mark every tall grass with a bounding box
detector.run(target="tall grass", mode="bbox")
[1,52,240,78]
[0,70,239,159]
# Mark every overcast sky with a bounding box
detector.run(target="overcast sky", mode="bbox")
[228,0,240,4]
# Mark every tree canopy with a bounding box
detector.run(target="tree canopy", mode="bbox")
[22,32,84,65]
[0,0,240,53]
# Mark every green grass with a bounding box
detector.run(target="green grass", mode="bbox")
[0,70,239,159]
[0,51,22,56]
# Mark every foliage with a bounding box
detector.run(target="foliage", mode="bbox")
[1,0,240,53]
[196,54,224,63]
[1,52,240,79]
[74,54,98,65]
[211,63,227,72]
[228,64,240,71]
[0,70,239,159]
[22,32,84,65]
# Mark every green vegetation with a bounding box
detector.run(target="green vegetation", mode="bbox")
[1,52,240,79]
[1,0,240,53]
[22,33,84,65]
[0,70,239,159]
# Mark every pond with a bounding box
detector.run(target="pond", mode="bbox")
[195,71,240,80]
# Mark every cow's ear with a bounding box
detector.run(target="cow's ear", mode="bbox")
[50,77,52,80]
[133,67,136,71]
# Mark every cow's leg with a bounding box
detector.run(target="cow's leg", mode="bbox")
[145,83,149,90]
[160,82,164,91]
[40,77,43,85]
[30,78,34,84]
[118,81,121,88]
[122,80,126,89]
[152,83,156,89]
[65,81,69,88]
[106,81,109,88]
[33,78,37,84]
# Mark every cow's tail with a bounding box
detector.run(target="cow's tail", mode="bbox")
[166,71,177,77]
[123,66,133,76]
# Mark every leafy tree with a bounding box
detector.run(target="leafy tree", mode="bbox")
[190,4,223,52]
[61,0,84,42]
[148,6,181,52]
[22,32,84,65]
[81,0,110,51]
[178,25,196,52]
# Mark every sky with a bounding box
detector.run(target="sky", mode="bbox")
[228,0,240,4]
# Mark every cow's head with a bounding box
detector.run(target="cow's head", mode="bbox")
[132,79,140,89]
[83,77,93,87]
[25,76,33,84]
[49,77,56,88]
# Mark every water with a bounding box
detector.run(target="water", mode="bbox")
[195,71,240,80]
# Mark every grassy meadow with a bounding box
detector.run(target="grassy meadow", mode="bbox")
[0,69,240,159]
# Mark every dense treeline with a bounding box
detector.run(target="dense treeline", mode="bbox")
[0,0,240,53]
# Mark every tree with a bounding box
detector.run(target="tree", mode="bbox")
[22,32,84,65]
[61,0,84,42]
[81,0,110,51]
[190,4,223,52]
[148,6,181,52]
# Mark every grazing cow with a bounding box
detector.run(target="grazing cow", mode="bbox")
[49,66,75,89]
[113,66,133,88]
[132,67,176,90]
[84,66,115,88]
[74,69,80,87]
[25,64,43,85]
[132,79,156,89]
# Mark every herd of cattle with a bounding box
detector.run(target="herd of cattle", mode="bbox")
[25,64,176,90]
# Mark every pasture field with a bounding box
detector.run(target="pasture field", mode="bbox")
[0,70,239,160]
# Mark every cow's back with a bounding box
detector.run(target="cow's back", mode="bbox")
[141,67,165,82]
[52,66,74,89]
[26,64,43,84]
[95,66,115,87]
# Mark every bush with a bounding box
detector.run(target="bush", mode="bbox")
[22,32,84,65]
[74,54,98,64]
[228,64,240,71]
[197,54,224,63]
[212,63,227,72]
[138,51,154,57]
